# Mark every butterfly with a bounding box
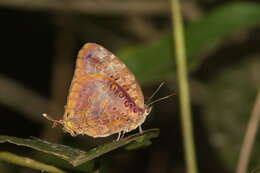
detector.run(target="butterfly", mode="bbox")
[43,43,173,140]
[43,43,154,140]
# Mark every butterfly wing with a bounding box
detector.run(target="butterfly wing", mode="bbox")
[63,74,146,137]
[73,43,144,108]
[62,43,147,137]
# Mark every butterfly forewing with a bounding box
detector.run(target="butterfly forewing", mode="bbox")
[74,43,144,108]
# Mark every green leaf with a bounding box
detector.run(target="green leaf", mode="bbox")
[0,152,66,173]
[36,153,95,172]
[124,138,152,150]
[118,37,174,85]
[118,2,260,85]
[0,128,159,166]
[186,2,260,68]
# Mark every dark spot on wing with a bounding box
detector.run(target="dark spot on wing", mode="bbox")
[86,53,92,59]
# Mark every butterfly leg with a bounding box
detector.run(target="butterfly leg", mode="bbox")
[121,131,126,138]
[116,132,122,141]
[139,125,143,134]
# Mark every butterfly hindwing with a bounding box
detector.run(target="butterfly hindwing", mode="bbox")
[64,74,145,137]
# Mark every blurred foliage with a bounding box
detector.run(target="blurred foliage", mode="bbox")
[37,153,96,172]
[118,1,260,171]
[0,152,65,173]
[0,129,159,170]
[203,57,260,170]
[118,2,260,85]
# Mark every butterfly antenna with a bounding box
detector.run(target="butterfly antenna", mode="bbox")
[147,93,176,106]
[42,113,63,127]
[146,82,165,104]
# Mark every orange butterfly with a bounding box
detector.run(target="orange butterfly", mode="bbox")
[43,43,152,140]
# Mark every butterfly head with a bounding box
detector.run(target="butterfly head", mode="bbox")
[144,105,152,116]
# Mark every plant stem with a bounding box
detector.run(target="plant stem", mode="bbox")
[0,152,66,173]
[170,0,198,173]
[236,89,260,173]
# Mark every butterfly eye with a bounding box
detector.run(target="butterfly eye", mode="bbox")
[110,83,117,91]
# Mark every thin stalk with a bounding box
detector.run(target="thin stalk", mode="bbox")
[0,152,66,173]
[236,89,260,173]
[170,0,198,173]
